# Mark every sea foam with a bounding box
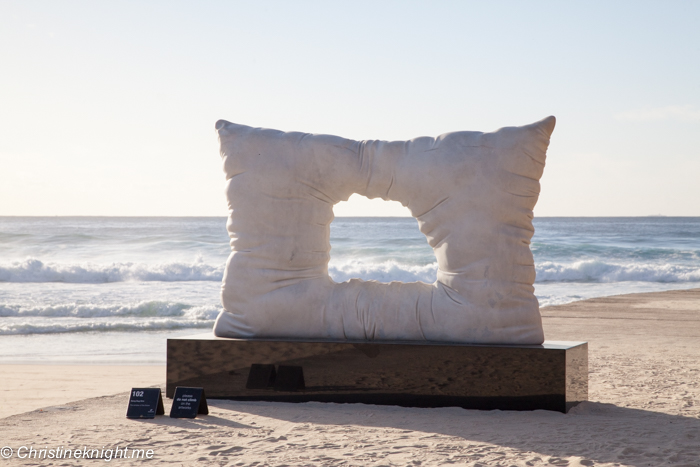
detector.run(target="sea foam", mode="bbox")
[0,301,220,335]
[3,257,699,285]
[0,301,220,319]
[0,258,224,283]
[329,260,438,284]
[0,317,215,335]
[535,260,700,283]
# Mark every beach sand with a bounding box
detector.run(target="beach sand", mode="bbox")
[1,289,699,466]
[0,365,165,420]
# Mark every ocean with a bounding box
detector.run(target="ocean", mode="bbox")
[1,216,698,364]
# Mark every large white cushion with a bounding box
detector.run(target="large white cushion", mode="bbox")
[214,116,555,344]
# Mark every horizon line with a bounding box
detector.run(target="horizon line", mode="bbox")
[0,215,698,219]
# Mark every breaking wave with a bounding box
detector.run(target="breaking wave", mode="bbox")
[0,301,221,319]
[329,260,438,283]
[0,318,215,335]
[0,301,220,335]
[0,258,224,283]
[536,260,700,283]
[3,257,698,286]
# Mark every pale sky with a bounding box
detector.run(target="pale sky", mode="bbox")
[1,1,699,217]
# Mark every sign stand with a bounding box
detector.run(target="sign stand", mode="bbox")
[126,388,165,419]
[169,387,209,418]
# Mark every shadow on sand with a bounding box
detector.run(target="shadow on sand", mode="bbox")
[209,399,700,466]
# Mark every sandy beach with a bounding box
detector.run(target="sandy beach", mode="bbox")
[1,288,699,466]
[0,365,165,420]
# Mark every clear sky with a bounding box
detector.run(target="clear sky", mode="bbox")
[1,1,699,217]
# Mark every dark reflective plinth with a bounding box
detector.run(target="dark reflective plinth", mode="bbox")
[167,334,587,413]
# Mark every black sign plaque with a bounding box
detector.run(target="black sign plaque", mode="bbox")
[169,387,209,418]
[126,388,165,419]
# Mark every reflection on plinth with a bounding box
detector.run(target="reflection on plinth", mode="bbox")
[167,334,587,413]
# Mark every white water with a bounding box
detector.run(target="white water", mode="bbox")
[1,216,698,362]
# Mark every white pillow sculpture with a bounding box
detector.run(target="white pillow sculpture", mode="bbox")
[214,116,555,345]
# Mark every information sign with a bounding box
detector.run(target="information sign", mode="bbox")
[126,388,164,419]
[169,387,208,418]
